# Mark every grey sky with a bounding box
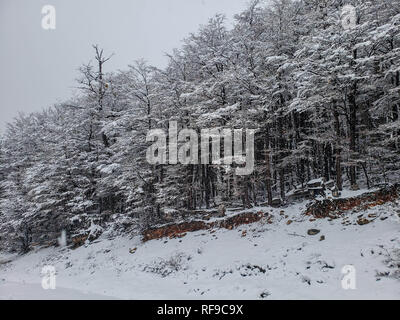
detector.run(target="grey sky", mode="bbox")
[0,0,249,133]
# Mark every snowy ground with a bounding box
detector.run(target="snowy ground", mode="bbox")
[1,199,399,300]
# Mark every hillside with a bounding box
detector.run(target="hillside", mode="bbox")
[1,190,399,300]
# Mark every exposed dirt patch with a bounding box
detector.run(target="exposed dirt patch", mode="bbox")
[142,211,266,242]
[305,185,399,218]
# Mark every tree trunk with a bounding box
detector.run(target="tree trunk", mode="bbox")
[264,128,273,205]
[333,109,343,190]
[348,85,358,187]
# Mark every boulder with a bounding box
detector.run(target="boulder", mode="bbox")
[307,229,321,236]
[357,218,370,226]
[271,198,282,207]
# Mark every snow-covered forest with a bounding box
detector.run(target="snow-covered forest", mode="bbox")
[1,0,400,254]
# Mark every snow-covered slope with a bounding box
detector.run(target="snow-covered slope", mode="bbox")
[1,201,399,300]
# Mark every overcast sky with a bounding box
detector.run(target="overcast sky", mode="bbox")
[0,0,249,133]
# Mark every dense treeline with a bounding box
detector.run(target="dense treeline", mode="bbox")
[1,0,399,252]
